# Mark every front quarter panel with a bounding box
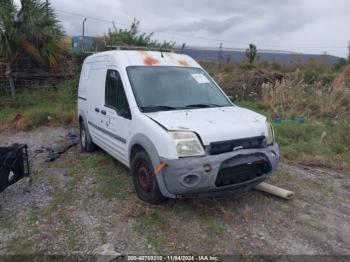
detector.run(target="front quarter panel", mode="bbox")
[128,113,179,198]
[129,112,178,161]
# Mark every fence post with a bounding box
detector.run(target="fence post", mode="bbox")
[9,77,15,97]
[5,63,15,97]
[218,42,223,69]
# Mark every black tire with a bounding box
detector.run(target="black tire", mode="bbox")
[131,150,166,204]
[79,120,96,152]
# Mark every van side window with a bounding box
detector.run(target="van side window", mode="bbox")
[105,70,131,119]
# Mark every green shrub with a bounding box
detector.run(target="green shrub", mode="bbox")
[0,80,77,130]
[274,119,350,169]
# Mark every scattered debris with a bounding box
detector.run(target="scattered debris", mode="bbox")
[45,132,79,162]
[274,117,306,125]
[214,69,285,99]
[32,132,79,162]
[320,131,327,142]
[0,144,30,194]
[93,243,121,262]
[255,182,295,200]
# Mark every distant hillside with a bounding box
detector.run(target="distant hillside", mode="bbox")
[177,46,341,65]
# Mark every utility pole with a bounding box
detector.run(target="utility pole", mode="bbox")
[112,21,117,31]
[348,40,350,64]
[82,17,87,52]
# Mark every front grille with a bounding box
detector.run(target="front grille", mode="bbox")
[209,136,265,155]
[215,161,271,187]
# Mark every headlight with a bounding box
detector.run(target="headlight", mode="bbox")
[266,121,275,145]
[169,131,205,157]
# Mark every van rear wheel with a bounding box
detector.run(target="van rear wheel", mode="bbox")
[79,120,95,152]
[131,150,165,204]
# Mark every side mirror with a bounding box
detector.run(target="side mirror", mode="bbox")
[228,95,234,102]
[118,109,132,120]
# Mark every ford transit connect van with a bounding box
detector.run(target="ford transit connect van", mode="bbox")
[77,50,279,204]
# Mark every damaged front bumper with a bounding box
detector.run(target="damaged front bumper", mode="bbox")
[159,143,279,198]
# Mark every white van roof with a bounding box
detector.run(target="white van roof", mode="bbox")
[84,50,201,69]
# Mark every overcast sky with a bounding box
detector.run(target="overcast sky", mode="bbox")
[48,0,349,57]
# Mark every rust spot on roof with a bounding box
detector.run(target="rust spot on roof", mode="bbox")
[177,59,189,66]
[144,56,159,65]
[138,50,160,65]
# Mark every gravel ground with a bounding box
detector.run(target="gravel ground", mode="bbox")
[0,126,350,256]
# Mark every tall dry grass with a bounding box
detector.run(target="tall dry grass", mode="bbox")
[262,70,350,119]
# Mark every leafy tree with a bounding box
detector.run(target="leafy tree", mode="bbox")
[106,19,175,50]
[0,0,66,96]
[245,43,257,64]
[333,58,348,72]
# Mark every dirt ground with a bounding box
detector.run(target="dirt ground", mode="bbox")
[0,126,350,256]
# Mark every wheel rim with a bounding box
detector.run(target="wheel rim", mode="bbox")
[81,128,86,148]
[136,159,153,194]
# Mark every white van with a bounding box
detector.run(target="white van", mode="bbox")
[77,50,279,204]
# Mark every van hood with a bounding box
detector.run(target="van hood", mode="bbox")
[145,106,268,145]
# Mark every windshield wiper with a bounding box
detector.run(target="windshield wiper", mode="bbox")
[141,105,178,112]
[184,103,223,108]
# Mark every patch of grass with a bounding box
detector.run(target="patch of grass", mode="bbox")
[3,205,42,255]
[27,204,41,236]
[229,100,350,170]
[134,211,174,254]
[80,152,131,200]
[46,193,80,252]
[0,80,77,130]
[206,218,228,236]
[235,100,270,117]
[0,216,14,230]
[302,219,321,232]
[169,201,231,251]
[43,177,80,251]
[274,119,350,170]
[81,153,106,170]
[45,177,74,219]
[28,204,39,224]
[270,170,296,183]
[5,237,38,256]
[66,228,78,251]
[98,225,108,244]
[308,180,334,195]
[279,204,294,215]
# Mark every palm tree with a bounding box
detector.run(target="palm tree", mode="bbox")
[0,0,66,96]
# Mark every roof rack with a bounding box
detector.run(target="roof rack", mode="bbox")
[103,37,173,52]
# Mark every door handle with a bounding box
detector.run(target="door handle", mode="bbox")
[95,107,100,113]
[101,110,106,115]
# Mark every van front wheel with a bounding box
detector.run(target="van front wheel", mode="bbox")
[131,150,165,204]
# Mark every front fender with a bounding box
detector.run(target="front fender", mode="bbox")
[128,134,175,198]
